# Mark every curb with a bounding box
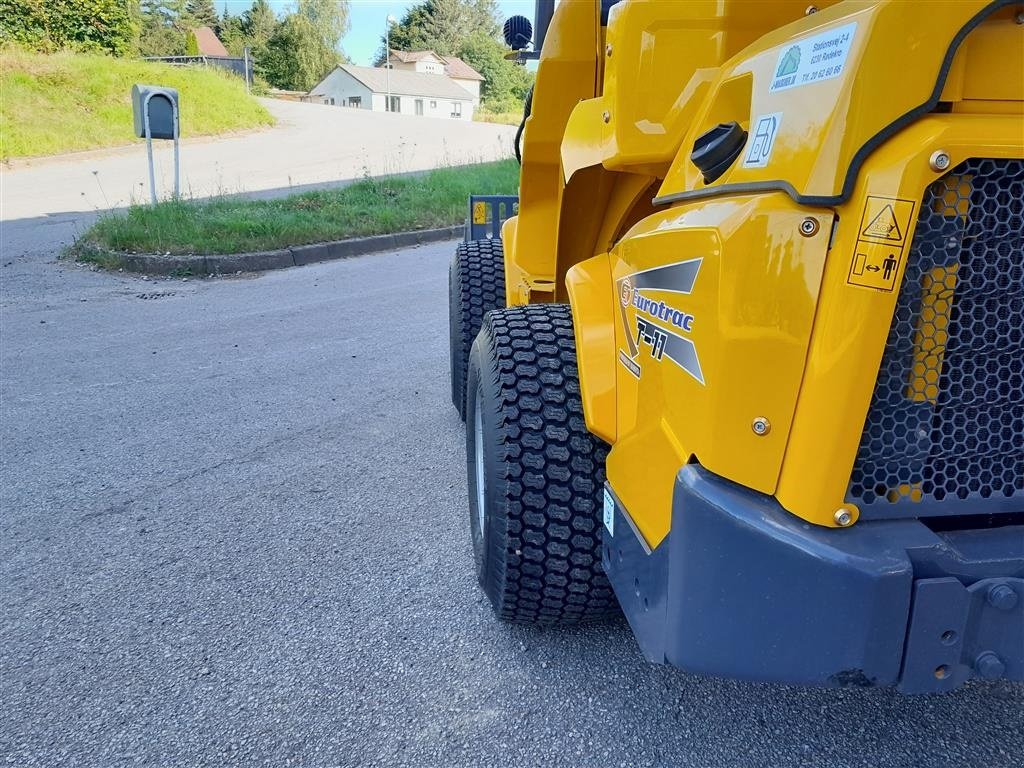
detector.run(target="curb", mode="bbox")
[105,225,465,276]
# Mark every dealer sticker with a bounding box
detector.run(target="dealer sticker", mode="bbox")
[769,22,857,92]
[603,488,614,536]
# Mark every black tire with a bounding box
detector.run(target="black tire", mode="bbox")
[466,304,616,625]
[449,239,505,420]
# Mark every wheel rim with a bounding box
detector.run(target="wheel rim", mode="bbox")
[473,388,486,534]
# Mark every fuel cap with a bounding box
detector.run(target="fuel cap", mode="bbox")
[691,122,747,184]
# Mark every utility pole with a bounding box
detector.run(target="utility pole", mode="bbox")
[385,14,397,112]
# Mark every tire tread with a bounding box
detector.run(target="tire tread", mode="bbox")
[480,304,615,624]
[449,239,505,418]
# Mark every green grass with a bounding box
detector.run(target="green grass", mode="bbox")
[474,109,522,126]
[0,47,274,160]
[74,160,520,257]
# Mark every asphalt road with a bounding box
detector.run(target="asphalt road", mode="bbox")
[1,243,1022,767]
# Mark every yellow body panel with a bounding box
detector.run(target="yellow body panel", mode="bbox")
[508,0,1021,536]
[525,0,837,300]
[565,253,617,443]
[561,0,834,181]
[504,0,599,307]
[942,15,1024,109]
[604,197,832,546]
[656,1,1012,203]
[598,0,798,175]
[775,114,1024,527]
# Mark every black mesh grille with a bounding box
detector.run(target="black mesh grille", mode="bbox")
[848,158,1024,518]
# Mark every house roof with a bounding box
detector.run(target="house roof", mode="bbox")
[388,50,484,81]
[441,56,484,81]
[389,49,445,64]
[190,26,229,57]
[329,64,474,100]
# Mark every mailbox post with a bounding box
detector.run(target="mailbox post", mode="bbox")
[131,84,180,204]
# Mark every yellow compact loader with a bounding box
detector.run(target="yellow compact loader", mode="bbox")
[448,0,1023,693]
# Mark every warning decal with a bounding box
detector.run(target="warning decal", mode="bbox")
[847,196,916,292]
[861,204,903,241]
[472,201,487,224]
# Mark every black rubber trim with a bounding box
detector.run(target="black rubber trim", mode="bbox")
[651,0,1012,209]
[514,85,533,165]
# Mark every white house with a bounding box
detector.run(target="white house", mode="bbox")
[387,50,483,106]
[307,64,476,120]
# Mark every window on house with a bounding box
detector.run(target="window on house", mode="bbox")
[387,95,400,112]
[415,99,424,116]
[348,97,361,108]
[430,100,437,108]
[328,97,335,105]
[451,102,462,118]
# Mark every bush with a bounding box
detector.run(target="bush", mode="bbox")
[456,30,532,114]
[0,0,137,56]
[185,29,200,55]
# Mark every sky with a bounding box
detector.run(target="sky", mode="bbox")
[216,0,536,66]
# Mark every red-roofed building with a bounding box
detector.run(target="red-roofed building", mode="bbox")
[189,26,229,58]
[387,50,484,106]
[307,64,476,119]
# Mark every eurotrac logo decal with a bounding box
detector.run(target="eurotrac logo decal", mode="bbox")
[616,258,705,385]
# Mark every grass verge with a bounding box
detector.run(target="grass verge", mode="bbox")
[0,47,274,161]
[474,110,522,126]
[73,160,519,258]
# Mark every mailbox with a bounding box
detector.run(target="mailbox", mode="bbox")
[131,84,181,203]
[131,84,179,140]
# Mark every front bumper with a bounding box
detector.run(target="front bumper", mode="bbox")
[603,465,1024,692]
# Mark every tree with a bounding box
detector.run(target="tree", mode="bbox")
[186,0,218,27]
[457,29,531,113]
[379,0,499,60]
[378,0,532,113]
[241,0,276,49]
[296,0,349,63]
[260,0,349,91]
[240,0,278,72]
[0,0,138,56]
[468,0,500,36]
[217,9,246,55]
[421,0,465,56]
[137,0,188,55]
[377,3,432,61]
[260,14,309,90]
[185,27,200,54]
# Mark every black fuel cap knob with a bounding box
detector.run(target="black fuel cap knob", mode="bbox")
[691,122,747,184]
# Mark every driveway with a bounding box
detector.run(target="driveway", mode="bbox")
[1,99,516,258]
[1,241,1021,767]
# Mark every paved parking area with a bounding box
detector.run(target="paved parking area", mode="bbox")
[1,243,1022,767]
